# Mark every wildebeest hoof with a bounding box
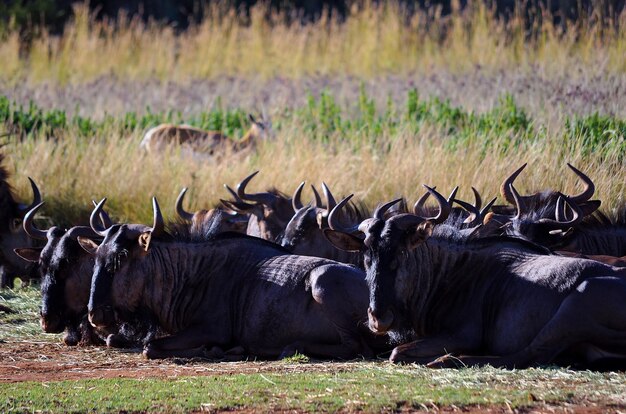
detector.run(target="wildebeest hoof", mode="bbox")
[206,346,225,359]
[106,334,132,349]
[63,331,80,346]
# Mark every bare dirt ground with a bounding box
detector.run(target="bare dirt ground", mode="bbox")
[0,339,356,383]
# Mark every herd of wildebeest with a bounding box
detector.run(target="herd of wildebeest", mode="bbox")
[1,149,626,369]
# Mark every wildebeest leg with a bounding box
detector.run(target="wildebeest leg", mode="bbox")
[431,277,626,369]
[305,265,374,359]
[389,333,480,364]
[143,324,223,359]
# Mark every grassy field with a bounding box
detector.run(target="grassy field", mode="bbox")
[2,286,626,413]
[1,3,626,412]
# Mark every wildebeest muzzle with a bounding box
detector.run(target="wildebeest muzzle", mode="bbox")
[367,306,394,334]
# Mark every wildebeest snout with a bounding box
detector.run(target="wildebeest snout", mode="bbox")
[88,306,116,328]
[367,306,394,334]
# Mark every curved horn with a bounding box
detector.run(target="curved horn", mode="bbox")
[471,187,483,210]
[322,182,337,211]
[447,186,459,203]
[175,188,194,221]
[292,181,305,212]
[92,200,113,229]
[90,198,109,236]
[421,185,451,224]
[151,197,164,238]
[413,186,436,215]
[500,163,527,205]
[23,202,48,240]
[539,196,582,229]
[389,213,427,232]
[311,185,322,208]
[453,198,479,225]
[479,197,498,219]
[566,163,595,203]
[236,171,276,205]
[18,177,42,218]
[328,195,361,234]
[509,184,527,219]
[223,184,256,208]
[374,198,403,220]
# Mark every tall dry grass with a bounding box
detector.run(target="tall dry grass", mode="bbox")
[6,117,624,227]
[1,2,625,84]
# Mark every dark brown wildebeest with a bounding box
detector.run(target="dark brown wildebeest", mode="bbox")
[0,162,42,288]
[221,171,295,241]
[82,198,386,360]
[326,186,626,368]
[15,201,156,347]
[280,182,366,266]
[175,187,248,235]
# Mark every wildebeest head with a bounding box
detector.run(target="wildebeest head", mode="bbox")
[14,202,111,342]
[221,171,294,241]
[325,186,451,336]
[0,172,42,287]
[83,197,165,330]
[175,187,248,235]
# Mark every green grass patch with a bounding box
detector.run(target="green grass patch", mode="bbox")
[0,284,47,342]
[1,365,625,413]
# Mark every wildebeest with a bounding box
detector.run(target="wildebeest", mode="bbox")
[14,201,156,347]
[82,197,385,360]
[175,187,248,235]
[280,182,366,266]
[139,114,273,160]
[221,171,295,241]
[0,161,42,288]
[326,186,626,368]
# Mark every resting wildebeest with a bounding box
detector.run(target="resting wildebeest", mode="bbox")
[175,187,248,235]
[326,186,626,368]
[82,197,385,360]
[221,171,295,241]
[14,201,156,347]
[0,160,42,288]
[280,182,366,266]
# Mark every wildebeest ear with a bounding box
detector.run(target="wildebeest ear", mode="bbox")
[138,232,153,252]
[578,200,601,216]
[323,229,363,252]
[13,247,43,263]
[408,221,433,250]
[77,237,99,255]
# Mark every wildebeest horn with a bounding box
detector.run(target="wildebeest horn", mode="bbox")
[500,163,527,205]
[413,186,436,215]
[236,171,276,206]
[322,182,336,211]
[328,195,361,234]
[175,188,194,221]
[311,185,322,208]
[18,177,42,218]
[479,197,497,218]
[421,185,451,224]
[453,198,480,225]
[151,197,164,238]
[374,198,403,220]
[509,184,527,219]
[389,213,427,232]
[566,163,595,203]
[292,181,306,212]
[92,200,113,228]
[223,184,256,210]
[23,202,48,240]
[539,196,582,229]
[90,198,109,236]
[471,187,482,210]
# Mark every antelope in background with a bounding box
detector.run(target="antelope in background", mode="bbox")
[139,114,273,160]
